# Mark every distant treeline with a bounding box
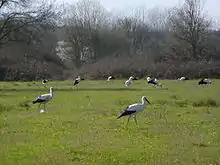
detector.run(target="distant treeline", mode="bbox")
[0,0,220,81]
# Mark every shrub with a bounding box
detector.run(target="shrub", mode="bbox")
[192,98,218,107]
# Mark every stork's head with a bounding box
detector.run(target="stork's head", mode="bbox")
[147,77,151,82]
[129,76,134,80]
[75,76,81,81]
[142,96,151,104]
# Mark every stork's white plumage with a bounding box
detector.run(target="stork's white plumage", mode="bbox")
[107,76,112,81]
[125,76,134,87]
[32,87,54,112]
[147,77,151,82]
[117,96,151,125]
[178,77,185,81]
[40,109,45,113]
[178,77,188,81]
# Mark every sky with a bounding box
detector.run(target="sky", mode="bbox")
[60,0,220,22]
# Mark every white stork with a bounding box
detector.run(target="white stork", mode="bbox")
[147,77,162,87]
[178,77,189,81]
[117,96,151,125]
[73,76,81,90]
[198,78,212,85]
[42,79,49,88]
[42,79,48,84]
[125,76,134,87]
[32,87,54,113]
[178,77,186,81]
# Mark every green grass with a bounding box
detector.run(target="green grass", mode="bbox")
[0,79,220,165]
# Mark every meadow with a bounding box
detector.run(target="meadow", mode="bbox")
[0,79,220,165]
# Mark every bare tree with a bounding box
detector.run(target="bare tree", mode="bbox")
[168,0,211,60]
[116,14,149,56]
[0,0,64,80]
[146,7,170,31]
[0,0,60,46]
[64,0,110,68]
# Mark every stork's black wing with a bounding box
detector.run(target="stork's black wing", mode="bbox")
[73,80,79,86]
[117,106,136,119]
[33,98,47,104]
[148,79,158,85]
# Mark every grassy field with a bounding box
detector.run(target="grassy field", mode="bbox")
[0,79,220,165]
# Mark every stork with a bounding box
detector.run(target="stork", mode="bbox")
[178,77,189,81]
[73,76,81,90]
[125,76,134,87]
[147,77,162,87]
[42,79,48,84]
[42,79,49,88]
[178,77,186,81]
[117,96,151,125]
[198,78,212,85]
[32,87,54,113]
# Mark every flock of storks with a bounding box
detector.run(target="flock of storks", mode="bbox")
[32,76,212,125]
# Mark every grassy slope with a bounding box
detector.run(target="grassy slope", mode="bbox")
[0,80,220,165]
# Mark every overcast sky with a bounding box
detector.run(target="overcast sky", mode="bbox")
[59,0,220,21]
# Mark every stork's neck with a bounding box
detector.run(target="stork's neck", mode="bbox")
[50,89,53,96]
[141,99,145,105]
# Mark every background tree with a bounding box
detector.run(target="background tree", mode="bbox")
[0,0,64,80]
[168,0,211,60]
[64,0,111,68]
[0,0,59,46]
[0,0,220,80]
